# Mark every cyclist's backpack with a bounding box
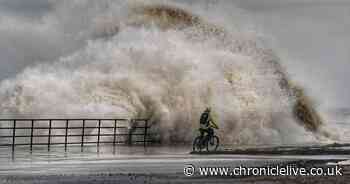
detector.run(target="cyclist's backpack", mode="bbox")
[200,112,209,126]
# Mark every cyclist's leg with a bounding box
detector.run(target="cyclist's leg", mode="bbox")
[199,128,205,138]
[198,128,206,146]
[208,127,214,137]
[201,128,209,142]
[207,128,214,143]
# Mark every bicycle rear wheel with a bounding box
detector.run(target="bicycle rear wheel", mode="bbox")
[193,136,203,152]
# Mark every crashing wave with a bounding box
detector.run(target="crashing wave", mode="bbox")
[0,1,337,146]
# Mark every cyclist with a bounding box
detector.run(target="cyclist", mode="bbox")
[199,107,219,140]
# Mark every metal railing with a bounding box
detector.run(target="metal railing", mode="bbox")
[0,119,155,153]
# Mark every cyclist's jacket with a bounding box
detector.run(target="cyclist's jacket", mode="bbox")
[200,111,219,129]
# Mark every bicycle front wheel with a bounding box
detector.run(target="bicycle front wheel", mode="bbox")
[206,135,219,152]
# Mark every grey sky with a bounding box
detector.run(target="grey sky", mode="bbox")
[230,0,350,109]
[0,0,52,18]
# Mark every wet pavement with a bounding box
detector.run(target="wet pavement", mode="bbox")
[0,145,350,183]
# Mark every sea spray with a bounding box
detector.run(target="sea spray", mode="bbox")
[0,0,335,146]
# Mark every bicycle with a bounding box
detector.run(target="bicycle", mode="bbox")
[192,128,219,152]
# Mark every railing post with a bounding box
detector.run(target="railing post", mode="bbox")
[12,120,16,153]
[48,120,52,152]
[64,120,68,152]
[81,120,85,152]
[30,120,34,152]
[97,120,101,148]
[144,119,148,147]
[113,120,117,147]
[128,119,133,145]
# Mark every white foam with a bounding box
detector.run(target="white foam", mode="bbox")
[0,0,330,145]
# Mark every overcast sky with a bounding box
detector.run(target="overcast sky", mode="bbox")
[0,0,52,18]
[0,0,349,109]
[231,0,350,109]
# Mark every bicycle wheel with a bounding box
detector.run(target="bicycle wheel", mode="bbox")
[206,135,219,152]
[193,136,203,152]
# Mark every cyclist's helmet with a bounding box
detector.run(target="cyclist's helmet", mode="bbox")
[205,107,211,112]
